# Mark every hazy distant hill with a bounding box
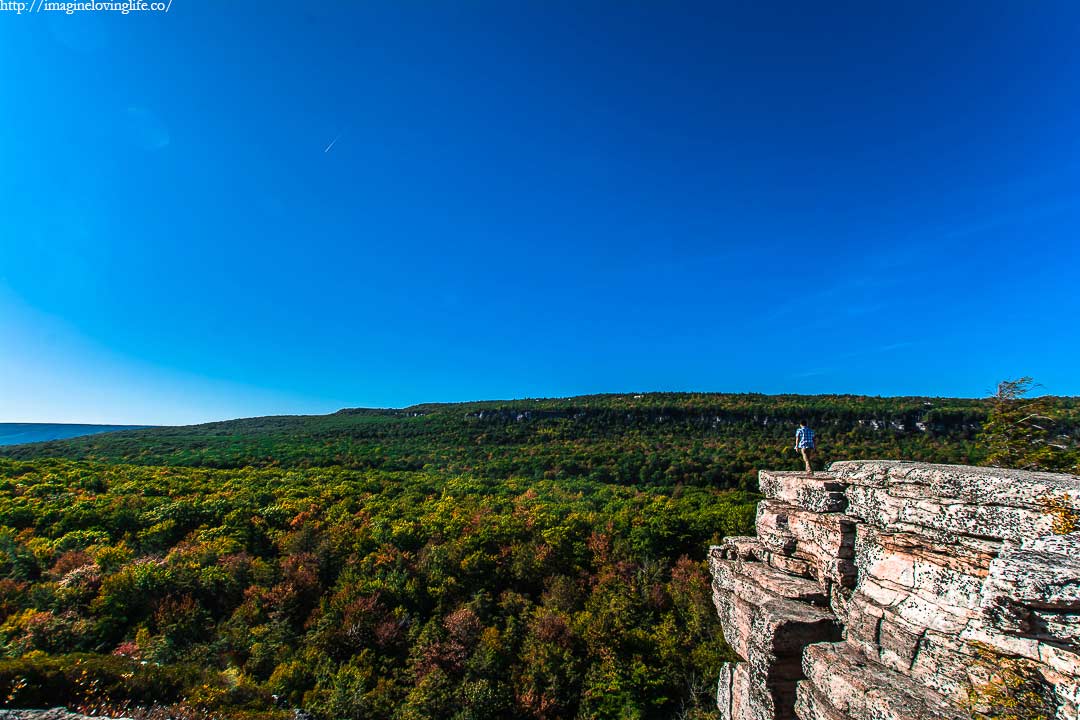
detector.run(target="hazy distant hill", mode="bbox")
[0,423,150,446]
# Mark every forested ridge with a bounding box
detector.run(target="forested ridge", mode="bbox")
[0,393,1076,719]
[7,392,1072,487]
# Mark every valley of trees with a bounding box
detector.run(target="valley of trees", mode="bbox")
[0,392,1076,719]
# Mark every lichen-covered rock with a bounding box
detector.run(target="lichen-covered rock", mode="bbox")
[793,680,848,720]
[853,525,988,632]
[718,662,750,720]
[799,642,968,720]
[717,659,798,720]
[711,553,828,606]
[845,482,1053,543]
[980,532,1080,649]
[758,471,849,513]
[710,545,841,720]
[960,531,1080,718]
[709,558,839,662]
[712,461,1080,720]
[756,500,857,590]
[756,503,797,556]
[0,711,134,720]
[830,461,1078,503]
[714,536,765,561]
[834,461,1080,542]
[763,552,814,580]
[845,591,976,700]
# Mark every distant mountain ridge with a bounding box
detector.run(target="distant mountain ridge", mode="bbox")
[5,392,1078,486]
[0,423,151,446]
[4,392,1076,485]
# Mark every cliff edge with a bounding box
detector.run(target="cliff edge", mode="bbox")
[710,461,1080,720]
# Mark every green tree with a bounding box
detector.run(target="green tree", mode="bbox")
[978,378,1068,470]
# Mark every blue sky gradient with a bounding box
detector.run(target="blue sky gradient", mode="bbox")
[2,1,1078,424]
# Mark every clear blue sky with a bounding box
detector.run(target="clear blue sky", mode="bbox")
[2,1,1078,424]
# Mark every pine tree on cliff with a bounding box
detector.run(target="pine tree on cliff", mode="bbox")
[979,377,1069,471]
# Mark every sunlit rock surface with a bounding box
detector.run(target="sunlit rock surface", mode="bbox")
[0,711,134,720]
[710,461,1080,720]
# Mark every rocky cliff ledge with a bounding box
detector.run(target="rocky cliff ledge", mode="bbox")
[709,461,1080,720]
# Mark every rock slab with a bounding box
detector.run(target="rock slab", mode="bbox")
[711,461,1080,720]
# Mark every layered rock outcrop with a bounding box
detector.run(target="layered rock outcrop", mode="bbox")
[710,461,1080,720]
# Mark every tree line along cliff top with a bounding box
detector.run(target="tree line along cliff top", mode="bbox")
[3,393,1077,488]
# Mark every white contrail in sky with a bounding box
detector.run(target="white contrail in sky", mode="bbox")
[324,135,340,153]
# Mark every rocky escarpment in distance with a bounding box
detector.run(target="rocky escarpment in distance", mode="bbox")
[710,461,1080,720]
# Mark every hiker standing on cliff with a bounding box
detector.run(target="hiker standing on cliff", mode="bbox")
[795,420,816,474]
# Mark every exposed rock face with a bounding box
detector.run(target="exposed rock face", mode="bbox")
[0,711,134,720]
[710,462,1080,720]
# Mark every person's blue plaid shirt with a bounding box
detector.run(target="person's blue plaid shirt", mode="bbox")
[795,426,815,449]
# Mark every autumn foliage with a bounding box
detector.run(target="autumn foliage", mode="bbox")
[0,459,752,718]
